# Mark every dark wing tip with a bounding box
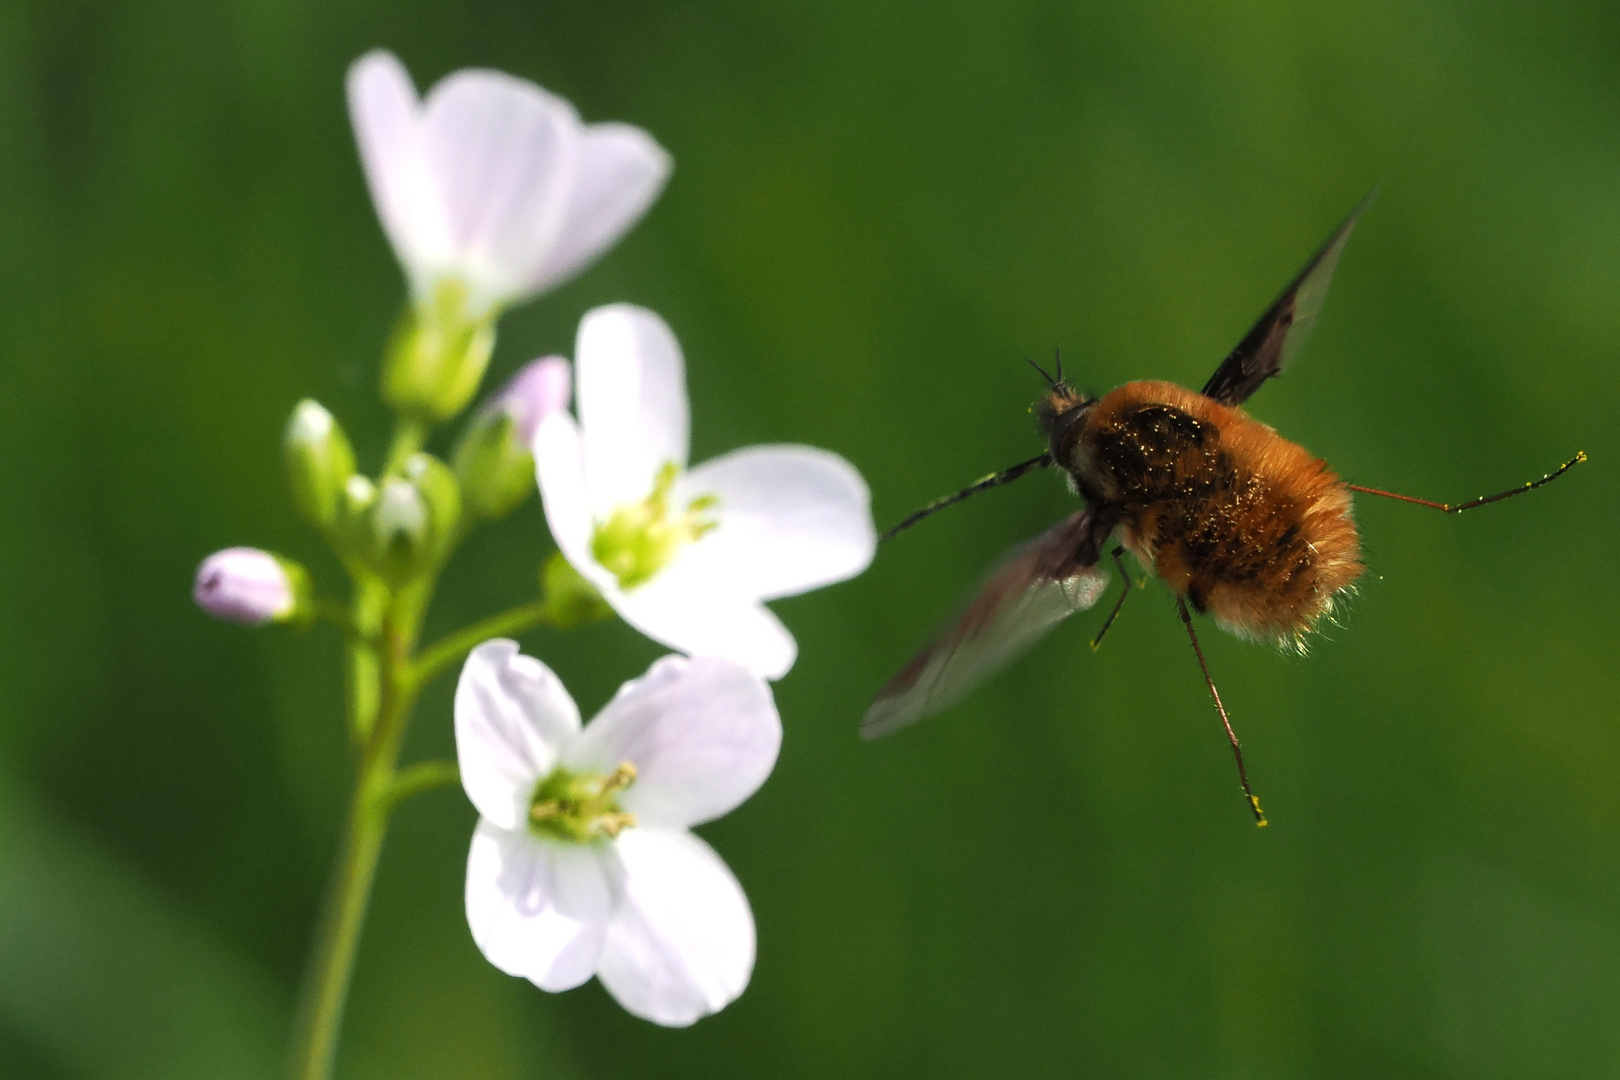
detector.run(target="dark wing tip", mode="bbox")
[1201,188,1379,406]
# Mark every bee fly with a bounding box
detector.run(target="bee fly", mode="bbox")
[864,193,1585,825]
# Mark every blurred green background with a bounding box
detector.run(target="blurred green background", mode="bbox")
[1,1,1618,1077]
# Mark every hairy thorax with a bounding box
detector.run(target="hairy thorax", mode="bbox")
[1067,380,1363,648]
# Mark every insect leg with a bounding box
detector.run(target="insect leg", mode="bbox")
[880,453,1054,542]
[1176,597,1267,827]
[1089,547,1136,651]
[1347,451,1585,513]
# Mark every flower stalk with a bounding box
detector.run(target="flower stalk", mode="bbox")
[284,421,571,1079]
[287,597,420,1080]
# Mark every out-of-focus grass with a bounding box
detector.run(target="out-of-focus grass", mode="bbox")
[1,1,1618,1077]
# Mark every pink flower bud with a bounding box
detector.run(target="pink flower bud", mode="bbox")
[193,548,302,625]
[491,356,571,445]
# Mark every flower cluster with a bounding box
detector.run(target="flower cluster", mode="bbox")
[193,48,875,1040]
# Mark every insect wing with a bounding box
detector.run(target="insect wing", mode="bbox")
[1201,190,1375,406]
[862,510,1110,739]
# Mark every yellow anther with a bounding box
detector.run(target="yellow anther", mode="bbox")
[590,462,721,590]
[599,761,638,794]
[596,812,637,838]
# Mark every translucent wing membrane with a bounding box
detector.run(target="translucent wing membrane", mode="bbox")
[1201,190,1375,406]
[862,509,1111,738]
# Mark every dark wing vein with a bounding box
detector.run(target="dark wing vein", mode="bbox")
[861,509,1111,739]
[1201,189,1376,407]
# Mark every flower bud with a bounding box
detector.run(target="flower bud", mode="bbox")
[496,357,572,445]
[193,548,312,627]
[353,454,461,583]
[370,478,430,581]
[333,474,379,562]
[453,357,570,521]
[382,280,497,423]
[285,400,357,530]
[403,452,462,559]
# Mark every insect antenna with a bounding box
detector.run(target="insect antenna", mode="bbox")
[1026,356,1060,389]
[1346,451,1586,513]
[1177,597,1267,827]
[1053,346,1064,385]
[880,453,1054,543]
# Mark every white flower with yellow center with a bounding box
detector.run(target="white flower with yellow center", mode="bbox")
[347,49,672,319]
[457,640,779,1026]
[535,304,877,679]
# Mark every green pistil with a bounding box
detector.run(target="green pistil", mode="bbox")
[590,462,719,590]
[528,762,638,843]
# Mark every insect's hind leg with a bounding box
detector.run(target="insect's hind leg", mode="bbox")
[1176,596,1267,827]
[1090,547,1141,651]
[1346,451,1585,513]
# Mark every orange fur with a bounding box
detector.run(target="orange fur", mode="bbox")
[1073,380,1362,648]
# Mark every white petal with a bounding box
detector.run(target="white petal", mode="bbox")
[529,123,672,292]
[681,445,876,602]
[534,412,613,589]
[455,640,582,830]
[465,822,616,991]
[347,51,448,294]
[597,829,755,1026]
[611,566,797,679]
[564,656,781,829]
[576,305,691,515]
[418,68,581,310]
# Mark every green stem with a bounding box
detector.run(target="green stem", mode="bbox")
[382,417,427,477]
[312,599,355,636]
[287,602,424,1080]
[384,759,461,813]
[344,582,386,745]
[411,599,553,689]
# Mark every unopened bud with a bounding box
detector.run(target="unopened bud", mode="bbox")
[403,453,462,556]
[285,400,357,530]
[382,280,497,423]
[354,454,461,583]
[495,357,572,445]
[193,548,312,627]
[453,357,570,521]
[370,478,428,581]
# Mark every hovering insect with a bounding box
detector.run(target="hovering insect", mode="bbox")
[864,194,1585,824]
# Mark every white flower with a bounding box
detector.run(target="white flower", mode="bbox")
[456,640,780,1026]
[535,304,877,679]
[347,49,672,317]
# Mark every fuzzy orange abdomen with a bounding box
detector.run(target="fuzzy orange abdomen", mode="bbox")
[1076,381,1363,648]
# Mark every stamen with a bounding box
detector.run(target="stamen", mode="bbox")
[599,761,638,794]
[526,762,641,843]
[596,812,637,838]
[591,463,721,589]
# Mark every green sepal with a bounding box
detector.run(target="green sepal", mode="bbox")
[268,554,316,629]
[331,475,379,569]
[452,408,535,522]
[382,280,497,424]
[284,400,357,531]
[539,552,613,629]
[403,453,463,565]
